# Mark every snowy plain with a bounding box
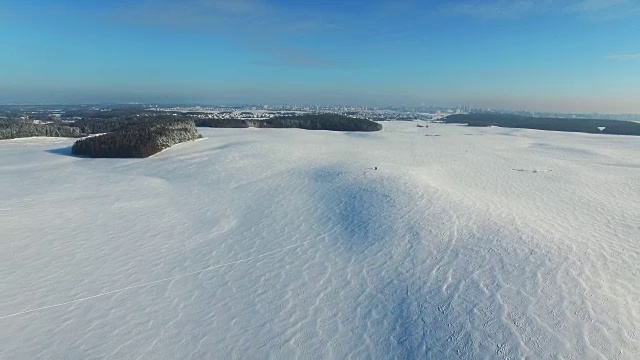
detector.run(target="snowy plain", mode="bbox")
[1,122,639,359]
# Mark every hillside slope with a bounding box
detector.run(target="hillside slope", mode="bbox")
[1,123,638,358]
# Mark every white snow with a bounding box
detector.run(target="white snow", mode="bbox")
[1,123,639,359]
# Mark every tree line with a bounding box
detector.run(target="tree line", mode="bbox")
[0,120,82,140]
[445,113,640,136]
[195,114,382,132]
[1,111,382,143]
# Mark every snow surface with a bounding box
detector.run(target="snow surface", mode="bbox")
[1,122,639,359]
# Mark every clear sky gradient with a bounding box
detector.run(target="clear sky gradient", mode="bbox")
[1,0,639,112]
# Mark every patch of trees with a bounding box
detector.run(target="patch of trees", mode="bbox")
[193,118,249,128]
[71,120,201,158]
[72,118,133,134]
[70,112,199,133]
[0,116,185,140]
[196,114,382,132]
[444,113,640,136]
[0,120,82,140]
[260,114,382,131]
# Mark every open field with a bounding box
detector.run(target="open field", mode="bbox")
[1,122,638,358]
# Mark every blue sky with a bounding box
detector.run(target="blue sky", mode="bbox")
[1,0,639,112]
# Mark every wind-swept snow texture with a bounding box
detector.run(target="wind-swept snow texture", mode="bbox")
[1,123,639,359]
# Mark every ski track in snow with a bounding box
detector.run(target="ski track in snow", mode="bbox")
[0,238,317,320]
[0,123,639,359]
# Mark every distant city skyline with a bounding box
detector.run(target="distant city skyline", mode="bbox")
[1,0,639,113]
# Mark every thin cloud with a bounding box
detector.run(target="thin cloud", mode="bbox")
[567,0,640,20]
[568,0,628,12]
[443,0,640,19]
[107,0,348,68]
[446,1,545,19]
[112,0,272,32]
[110,0,335,37]
[607,54,640,61]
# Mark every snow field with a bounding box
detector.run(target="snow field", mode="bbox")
[1,123,638,358]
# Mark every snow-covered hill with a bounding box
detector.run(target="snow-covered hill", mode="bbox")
[1,122,638,358]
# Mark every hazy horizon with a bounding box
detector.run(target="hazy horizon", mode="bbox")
[2,0,639,113]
